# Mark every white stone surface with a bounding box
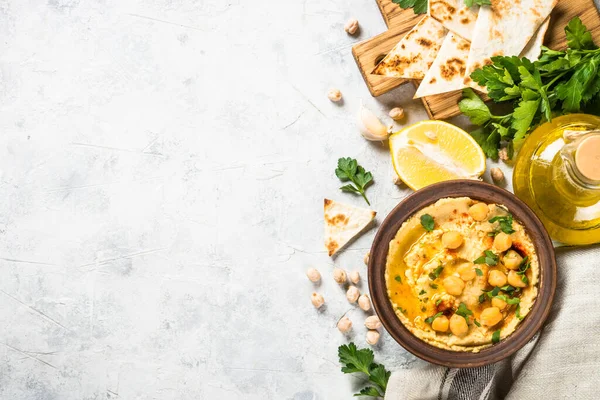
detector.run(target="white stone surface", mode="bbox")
[0,1,513,399]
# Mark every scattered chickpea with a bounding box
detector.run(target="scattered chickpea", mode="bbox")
[327,88,342,102]
[502,250,523,270]
[366,330,381,345]
[337,316,353,333]
[393,174,403,185]
[349,271,361,284]
[488,270,508,287]
[508,270,528,288]
[498,148,509,161]
[358,294,371,311]
[432,315,449,332]
[389,107,405,121]
[306,268,321,283]
[443,276,465,296]
[311,293,325,309]
[493,232,513,252]
[364,251,370,265]
[491,297,507,310]
[449,314,469,337]
[442,231,463,249]
[457,262,476,281]
[468,203,489,221]
[424,130,437,141]
[346,286,360,303]
[491,167,505,183]
[480,307,503,327]
[333,268,347,284]
[365,315,382,330]
[344,18,359,35]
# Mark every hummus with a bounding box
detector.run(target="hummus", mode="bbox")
[386,197,538,352]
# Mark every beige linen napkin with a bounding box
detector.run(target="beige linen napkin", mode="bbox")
[385,246,600,400]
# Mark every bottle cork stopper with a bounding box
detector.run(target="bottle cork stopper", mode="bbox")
[575,136,600,181]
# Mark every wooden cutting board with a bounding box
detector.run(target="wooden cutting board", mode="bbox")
[352,0,600,119]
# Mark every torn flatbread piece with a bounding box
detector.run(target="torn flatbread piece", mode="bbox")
[372,16,448,79]
[520,16,550,62]
[463,0,557,91]
[429,0,479,41]
[414,32,470,99]
[324,199,376,257]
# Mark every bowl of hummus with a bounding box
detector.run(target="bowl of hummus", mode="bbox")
[368,180,556,367]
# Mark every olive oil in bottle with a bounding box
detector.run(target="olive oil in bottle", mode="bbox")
[513,114,600,245]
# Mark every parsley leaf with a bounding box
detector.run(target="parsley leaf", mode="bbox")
[338,343,391,397]
[420,214,435,231]
[429,283,438,289]
[435,299,443,306]
[459,88,492,125]
[465,0,491,6]
[392,0,428,14]
[419,289,427,295]
[428,265,444,280]
[335,157,373,205]
[475,268,483,276]
[489,214,515,234]
[492,330,501,344]
[474,250,499,266]
[455,303,473,320]
[474,320,481,327]
[394,275,402,283]
[425,312,444,325]
[565,16,596,50]
[516,256,531,284]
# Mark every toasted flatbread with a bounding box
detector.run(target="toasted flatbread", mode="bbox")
[463,0,557,91]
[324,199,376,257]
[429,0,479,41]
[414,33,470,99]
[520,16,551,61]
[372,16,448,79]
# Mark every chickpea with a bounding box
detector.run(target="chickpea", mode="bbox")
[358,294,371,311]
[306,268,321,282]
[457,262,476,281]
[508,270,528,288]
[480,307,503,327]
[493,232,513,252]
[311,293,325,309]
[491,297,507,310]
[432,315,449,332]
[366,330,381,345]
[346,286,360,303]
[337,316,353,333]
[443,276,465,296]
[365,315,382,330]
[449,314,469,337]
[468,203,489,221]
[333,268,347,284]
[503,250,523,270]
[349,271,361,284]
[488,270,508,287]
[442,231,464,249]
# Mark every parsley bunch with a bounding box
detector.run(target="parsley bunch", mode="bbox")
[392,0,489,14]
[338,343,391,398]
[459,17,600,159]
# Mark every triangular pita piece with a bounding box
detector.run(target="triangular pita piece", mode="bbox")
[520,16,551,62]
[429,0,479,41]
[463,0,557,91]
[372,16,448,79]
[414,32,470,99]
[324,199,376,257]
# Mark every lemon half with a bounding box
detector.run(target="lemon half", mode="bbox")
[390,120,486,190]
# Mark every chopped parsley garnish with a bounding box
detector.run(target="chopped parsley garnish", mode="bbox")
[475,268,483,276]
[429,283,438,289]
[500,284,517,294]
[428,265,444,280]
[394,275,402,283]
[421,306,427,312]
[492,330,501,344]
[489,214,515,234]
[474,320,481,327]
[479,293,486,303]
[516,304,524,320]
[420,214,435,231]
[424,312,443,325]
[435,299,442,306]
[494,294,520,305]
[419,290,427,295]
[474,250,499,266]
[455,303,473,320]
[516,256,531,284]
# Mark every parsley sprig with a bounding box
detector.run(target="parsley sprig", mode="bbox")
[474,250,499,266]
[392,0,489,14]
[489,214,515,234]
[335,157,373,205]
[338,343,391,398]
[460,17,600,159]
[455,303,473,320]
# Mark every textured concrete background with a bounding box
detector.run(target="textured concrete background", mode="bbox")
[0,1,512,398]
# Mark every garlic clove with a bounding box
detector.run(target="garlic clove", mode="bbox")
[358,102,389,141]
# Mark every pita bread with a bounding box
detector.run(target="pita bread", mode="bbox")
[414,32,470,99]
[324,199,376,257]
[429,0,479,41]
[463,0,557,91]
[520,16,551,61]
[372,16,448,79]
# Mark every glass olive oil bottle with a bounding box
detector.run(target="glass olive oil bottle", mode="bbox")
[513,114,600,245]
